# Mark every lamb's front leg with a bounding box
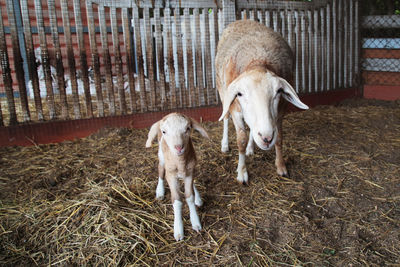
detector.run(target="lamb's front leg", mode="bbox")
[184,175,202,232]
[232,112,248,185]
[221,117,229,153]
[166,175,184,241]
[156,146,166,200]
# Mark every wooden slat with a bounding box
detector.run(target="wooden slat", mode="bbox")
[193,8,203,105]
[294,11,301,93]
[273,10,278,33]
[301,11,308,93]
[332,0,337,90]
[326,3,331,91]
[48,0,70,119]
[122,8,137,112]
[212,8,219,103]
[343,0,348,88]
[20,0,43,121]
[236,0,328,10]
[154,8,167,109]
[174,7,185,108]
[73,0,93,118]
[86,0,104,117]
[354,0,359,81]
[98,0,219,9]
[307,10,313,93]
[204,8,214,104]
[0,3,17,125]
[6,0,30,122]
[338,0,343,88]
[320,7,326,91]
[34,0,56,119]
[280,11,286,40]
[132,5,147,112]
[184,8,196,107]
[313,9,319,92]
[98,4,116,115]
[110,7,127,114]
[349,0,354,87]
[164,8,177,109]
[265,10,271,28]
[143,7,157,110]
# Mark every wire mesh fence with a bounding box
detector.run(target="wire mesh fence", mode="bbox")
[361,15,400,86]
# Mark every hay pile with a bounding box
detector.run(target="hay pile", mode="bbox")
[1,98,399,266]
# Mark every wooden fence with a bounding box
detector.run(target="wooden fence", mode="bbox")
[0,0,360,126]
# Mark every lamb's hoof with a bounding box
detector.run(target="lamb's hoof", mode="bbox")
[174,227,184,241]
[155,194,164,200]
[237,169,248,185]
[192,223,202,232]
[195,197,203,207]
[221,144,229,153]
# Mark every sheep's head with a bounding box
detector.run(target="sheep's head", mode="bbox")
[219,70,308,150]
[146,113,209,156]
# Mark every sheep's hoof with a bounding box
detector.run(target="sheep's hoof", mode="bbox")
[221,144,229,153]
[195,197,203,207]
[277,166,289,178]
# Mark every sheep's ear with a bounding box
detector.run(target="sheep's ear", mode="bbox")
[279,78,309,110]
[146,121,160,148]
[218,82,239,121]
[190,118,210,139]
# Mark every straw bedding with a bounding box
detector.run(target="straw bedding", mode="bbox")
[0,98,399,266]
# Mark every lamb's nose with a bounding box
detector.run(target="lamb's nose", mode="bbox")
[175,145,183,152]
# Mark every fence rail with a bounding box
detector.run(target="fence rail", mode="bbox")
[0,0,360,126]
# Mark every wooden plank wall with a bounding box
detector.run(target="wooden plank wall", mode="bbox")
[0,0,360,126]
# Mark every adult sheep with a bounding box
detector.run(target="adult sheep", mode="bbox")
[216,19,309,184]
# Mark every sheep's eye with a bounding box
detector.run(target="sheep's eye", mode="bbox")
[237,92,242,97]
[162,130,166,134]
[186,127,190,132]
[277,88,284,94]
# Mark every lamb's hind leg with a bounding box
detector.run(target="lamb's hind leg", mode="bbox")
[231,112,248,185]
[166,175,184,241]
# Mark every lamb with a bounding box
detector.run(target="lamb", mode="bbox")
[215,20,309,184]
[145,113,209,241]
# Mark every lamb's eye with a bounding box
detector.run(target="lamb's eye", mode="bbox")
[237,92,243,97]
[186,127,190,132]
[162,130,166,134]
[277,88,284,94]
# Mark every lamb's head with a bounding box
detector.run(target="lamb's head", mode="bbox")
[219,70,309,150]
[146,113,209,156]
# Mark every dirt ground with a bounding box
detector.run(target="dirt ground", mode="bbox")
[0,98,399,266]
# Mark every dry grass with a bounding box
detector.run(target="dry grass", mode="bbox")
[0,98,399,266]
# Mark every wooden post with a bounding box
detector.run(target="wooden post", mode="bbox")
[73,0,92,117]
[154,8,167,109]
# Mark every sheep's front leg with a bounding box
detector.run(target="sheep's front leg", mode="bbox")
[246,128,254,156]
[232,112,248,185]
[166,175,184,241]
[184,175,202,232]
[275,117,288,177]
[156,146,165,200]
[221,117,229,153]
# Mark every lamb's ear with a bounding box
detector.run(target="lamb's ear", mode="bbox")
[279,78,309,110]
[191,118,210,139]
[219,80,240,121]
[145,121,160,148]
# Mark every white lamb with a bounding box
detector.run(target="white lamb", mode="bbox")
[145,113,209,241]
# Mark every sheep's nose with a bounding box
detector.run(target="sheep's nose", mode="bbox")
[258,132,273,145]
[175,145,183,153]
